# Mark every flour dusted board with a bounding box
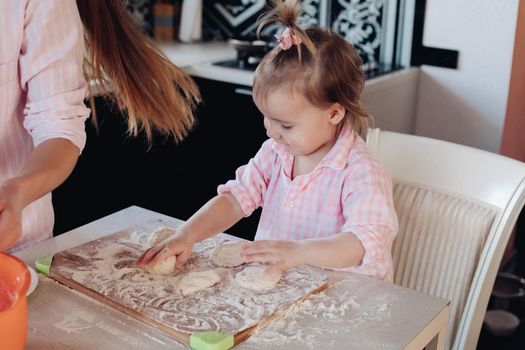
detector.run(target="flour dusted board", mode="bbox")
[49,219,328,346]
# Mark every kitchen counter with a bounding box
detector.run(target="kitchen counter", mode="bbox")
[160,41,255,86]
[89,41,250,94]
[89,41,418,134]
[16,206,450,350]
[161,41,236,67]
[159,41,419,134]
[158,41,419,89]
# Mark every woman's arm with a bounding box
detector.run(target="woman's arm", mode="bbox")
[137,193,245,268]
[241,232,365,272]
[0,139,80,250]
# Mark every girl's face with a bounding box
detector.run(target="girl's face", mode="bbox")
[254,86,345,158]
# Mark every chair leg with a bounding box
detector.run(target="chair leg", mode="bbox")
[516,206,525,277]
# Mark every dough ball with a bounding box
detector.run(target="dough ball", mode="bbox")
[150,227,177,246]
[179,270,221,296]
[145,255,177,276]
[235,265,282,291]
[210,241,245,268]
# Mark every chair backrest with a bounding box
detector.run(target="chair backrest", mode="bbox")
[366,128,525,350]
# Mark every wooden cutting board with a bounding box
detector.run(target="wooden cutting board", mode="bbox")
[49,219,329,347]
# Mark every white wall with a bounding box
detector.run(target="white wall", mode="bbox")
[414,0,519,153]
[363,68,419,134]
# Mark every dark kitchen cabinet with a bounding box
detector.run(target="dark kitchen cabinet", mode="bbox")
[52,77,267,241]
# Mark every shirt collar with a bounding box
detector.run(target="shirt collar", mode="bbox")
[317,120,356,170]
[270,120,358,171]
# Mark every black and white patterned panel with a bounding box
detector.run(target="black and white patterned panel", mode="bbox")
[330,0,384,68]
[203,0,324,41]
[126,0,154,36]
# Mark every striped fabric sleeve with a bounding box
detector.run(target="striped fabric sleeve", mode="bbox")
[340,161,398,280]
[218,140,275,216]
[19,0,90,152]
[343,224,393,280]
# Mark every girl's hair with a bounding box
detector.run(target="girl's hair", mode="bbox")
[253,0,370,135]
[76,0,201,142]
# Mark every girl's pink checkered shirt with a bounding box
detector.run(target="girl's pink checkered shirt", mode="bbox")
[218,122,399,281]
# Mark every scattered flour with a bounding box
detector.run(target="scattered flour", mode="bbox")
[53,310,104,334]
[242,279,392,349]
[45,276,169,346]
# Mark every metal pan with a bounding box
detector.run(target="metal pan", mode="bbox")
[228,39,270,54]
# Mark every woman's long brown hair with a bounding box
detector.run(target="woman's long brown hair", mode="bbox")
[76,0,201,142]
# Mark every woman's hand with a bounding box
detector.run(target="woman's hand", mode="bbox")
[0,179,24,251]
[137,233,195,270]
[241,240,306,273]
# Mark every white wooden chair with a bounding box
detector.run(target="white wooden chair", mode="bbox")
[366,128,525,350]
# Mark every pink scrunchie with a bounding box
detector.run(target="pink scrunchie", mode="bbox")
[274,27,302,50]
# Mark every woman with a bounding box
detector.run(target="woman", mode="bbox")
[0,0,201,252]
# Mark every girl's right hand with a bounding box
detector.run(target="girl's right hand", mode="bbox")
[136,233,195,270]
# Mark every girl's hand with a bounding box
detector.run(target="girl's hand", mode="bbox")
[241,240,306,273]
[0,180,24,251]
[137,233,195,270]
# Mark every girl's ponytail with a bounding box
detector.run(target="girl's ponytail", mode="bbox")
[76,0,201,142]
[257,0,316,61]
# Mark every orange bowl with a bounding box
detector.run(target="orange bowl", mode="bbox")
[0,252,30,350]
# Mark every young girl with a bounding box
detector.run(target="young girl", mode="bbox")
[138,0,398,281]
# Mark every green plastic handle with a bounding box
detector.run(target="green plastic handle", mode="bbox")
[190,332,234,350]
[34,255,53,276]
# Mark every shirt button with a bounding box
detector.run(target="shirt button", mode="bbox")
[289,201,295,208]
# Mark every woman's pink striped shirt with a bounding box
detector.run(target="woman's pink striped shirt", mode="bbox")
[218,122,399,281]
[1,0,90,252]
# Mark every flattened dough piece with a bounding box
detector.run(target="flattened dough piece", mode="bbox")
[235,265,282,291]
[211,241,244,267]
[145,255,177,276]
[179,270,221,296]
[150,227,177,246]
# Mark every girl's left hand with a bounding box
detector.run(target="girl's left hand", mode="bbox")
[241,240,305,273]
